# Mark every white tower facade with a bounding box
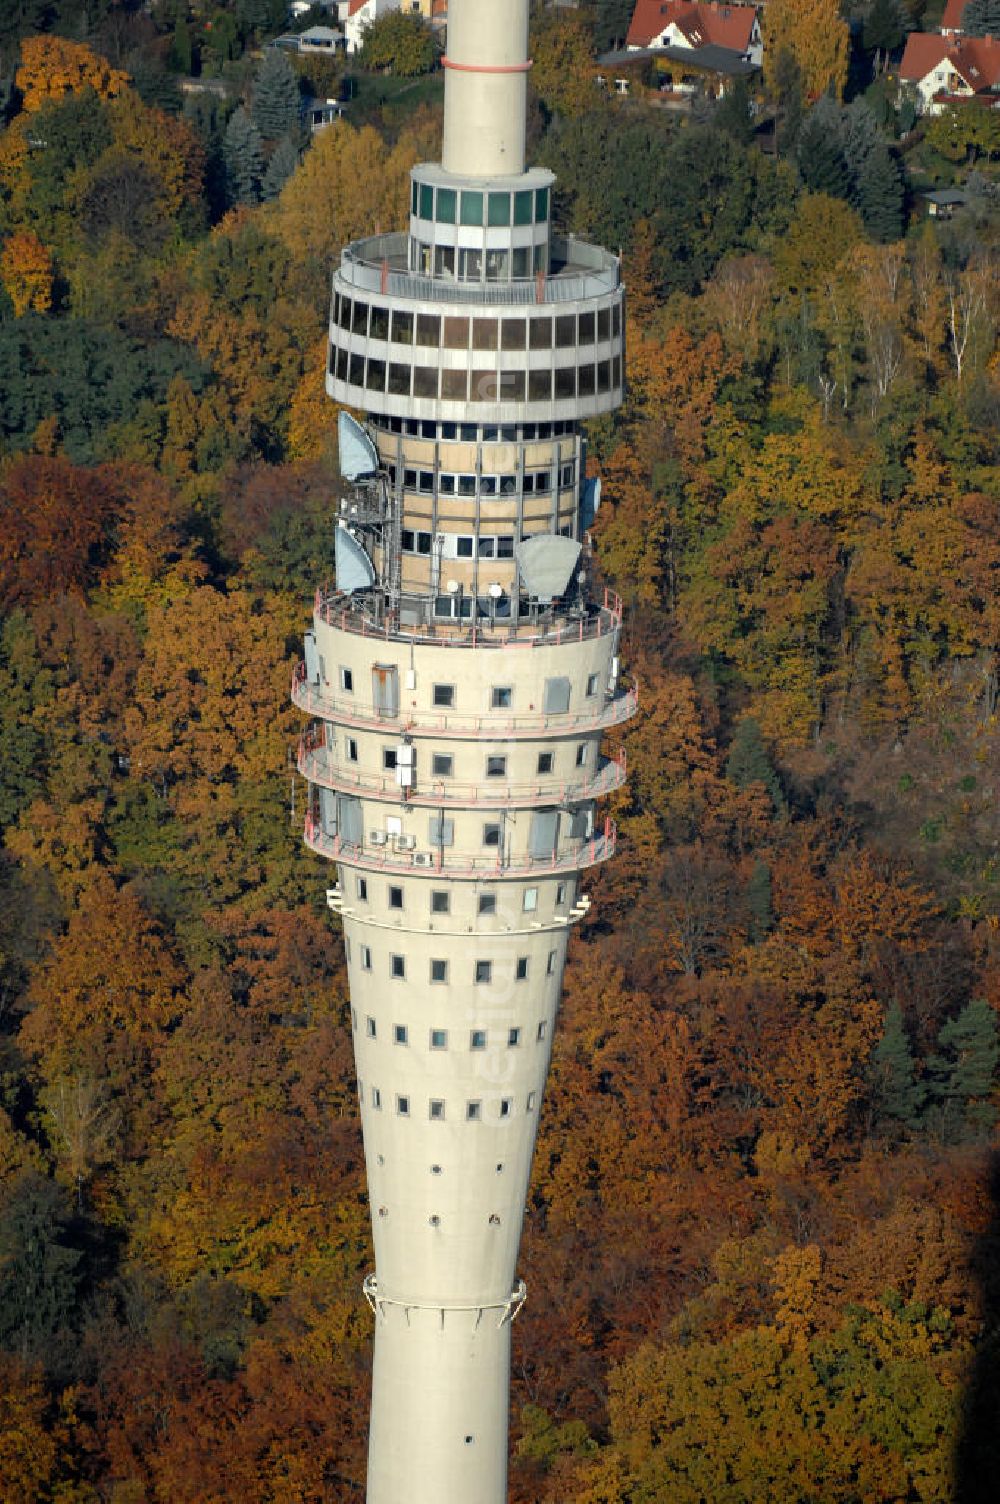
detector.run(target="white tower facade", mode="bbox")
[292,4,632,1496]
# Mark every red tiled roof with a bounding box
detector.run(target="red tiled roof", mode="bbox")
[348,0,368,16]
[626,0,756,52]
[900,31,1000,89]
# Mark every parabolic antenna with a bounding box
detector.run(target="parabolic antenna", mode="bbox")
[335,524,377,593]
[338,411,378,481]
[515,534,582,604]
[580,476,602,530]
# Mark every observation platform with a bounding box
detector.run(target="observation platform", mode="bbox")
[303,813,617,877]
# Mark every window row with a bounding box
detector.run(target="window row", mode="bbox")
[354,1017,538,1048]
[350,950,559,982]
[412,181,549,228]
[332,674,600,708]
[374,746,588,777]
[389,464,574,496]
[336,299,621,352]
[330,349,623,404]
[373,416,576,442]
[412,242,546,284]
[401,531,518,560]
[361,1084,538,1119]
[352,879,570,913]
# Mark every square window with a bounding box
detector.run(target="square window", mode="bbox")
[483,823,501,848]
[361,945,372,970]
[537,752,553,774]
[479,893,497,915]
[515,958,528,981]
[509,1026,522,1045]
[486,755,507,777]
[470,1029,487,1049]
[366,1015,376,1038]
[430,1028,448,1049]
[397,1095,410,1115]
[431,959,448,983]
[429,1098,446,1120]
[523,887,538,912]
[537,1020,548,1041]
[357,877,368,901]
[576,744,587,767]
[394,1024,408,1045]
[389,885,403,910]
[457,536,474,558]
[433,684,455,708]
[475,960,493,984]
[391,954,406,980]
[499,1097,512,1118]
[346,737,359,762]
[491,686,512,709]
[431,890,450,914]
[432,753,454,777]
[384,748,398,770]
[340,667,354,692]
[467,1100,482,1120]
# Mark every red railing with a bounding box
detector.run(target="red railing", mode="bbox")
[291,661,638,740]
[297,737,626,808]
[302,813,617,877]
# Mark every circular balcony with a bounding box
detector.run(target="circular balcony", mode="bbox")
[316,586,624,648]
[298,736,626,809]
[303,813,616,878]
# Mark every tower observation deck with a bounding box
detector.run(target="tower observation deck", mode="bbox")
[293,2,632,1496]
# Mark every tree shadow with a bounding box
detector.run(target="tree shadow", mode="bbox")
[955,1149,1000,1503]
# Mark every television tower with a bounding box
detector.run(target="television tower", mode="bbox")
[292,1,631,1495]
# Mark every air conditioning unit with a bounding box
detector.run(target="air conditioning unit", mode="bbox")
[397,766,414,787]
[396,834,416,851]
[412,852,434,868]
[369,831,387,846]
[397,744,414,765]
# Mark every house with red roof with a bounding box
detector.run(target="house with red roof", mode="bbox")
[626,0,762,66]
[343,0,404,53]
[899,31,1000,114]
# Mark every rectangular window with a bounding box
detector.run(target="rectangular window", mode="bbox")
[515,958,528,982]
[372,1087,382,1109]
[352,301,369,335]
[535,186,549,221]
[479,893,497,915]
[389,885,403,909]
[523,887,538,912]
[546,951,556,975]
[431,890,450,914]
[351,1007,358,1030]
[391,954,405,979]
[388,363,411,396]
[537,1020,548,1041]
[397,1095,410,1116]
[346,737,358,762]
[483,823,501,847]
[486,755,507,777]
[437,186,456,223]
[361,945,372,970]
[441,368,469,401]
[499,1097,512,1118]
[475,960,493,984]
[429,815,454,846]
[394,1024,408,1045]
[470,1029,487,1049]
[357,877,368,901]
[383,749,398,771]
[586,673,599,696]
[537,752,553,774]
[345,937,352,963]
[419,182,433,218]
[473,318,499,351]
[443,315,469,349]
[579,363,596,397]
[555,366,576,399]
[433,684,455,708]
[456,536,474,558]
[578,310,595,344]
[460,190,483,226]
[488,191,510,226]
[528,369,552,401]
[416,313,440,347]
[513,189,533,225]
[529,317,552,350]
[430,959,447,983]
[467,1100,482,1120]
[366,1016,376,1038]
[501,318,527,351]
[392,309,414,344]
[491,686,512,709]
[429,1099,446,1120]
[555,314,576,349]
[509,1026,522,1045]
[556,882,566,905]
[430,1028,448,1049]
[597,307,611,341]
[575,744,587,767]
[413,366,438,398]
[340,667,354,692]
[527,1091,537,1111]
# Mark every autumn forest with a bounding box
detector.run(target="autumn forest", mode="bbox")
[0,2,999,1500]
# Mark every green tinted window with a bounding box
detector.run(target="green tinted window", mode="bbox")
[535,186,549,222]
[513,190,533,226]
[419,182,433,219]
[437,187,456,223]
[488,192,510,226]
[411,181,419,214]
[461,190,483,226]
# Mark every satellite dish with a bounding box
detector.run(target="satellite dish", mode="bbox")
[580,476,602,530]
[446,579,460,594]
[515,534,582,604]
[335,524,376,593]
[488,582,504,599]
[338,411,378,481]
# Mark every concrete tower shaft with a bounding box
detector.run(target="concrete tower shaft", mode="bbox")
[296,0,631,1497]
[442,0,530,177]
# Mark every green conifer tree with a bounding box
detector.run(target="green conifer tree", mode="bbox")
[746,859,774,941]
[868,1002,925,1131]
[252,48,301,141]
[725,718,787,816]
[927,998,999,1140]
[797,105,851,198]
[960,0,1000,34]
[223,106,264,206]
[854,144,905,242]
[262,134,300,201]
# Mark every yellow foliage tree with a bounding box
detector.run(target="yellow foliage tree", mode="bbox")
[0,230,53,315]
[763,0,849,100]
[530,10,598,118]
[287,337,339,462]
[15,35,129,113]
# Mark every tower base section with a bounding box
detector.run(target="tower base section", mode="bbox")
[366,1289,521,1504]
